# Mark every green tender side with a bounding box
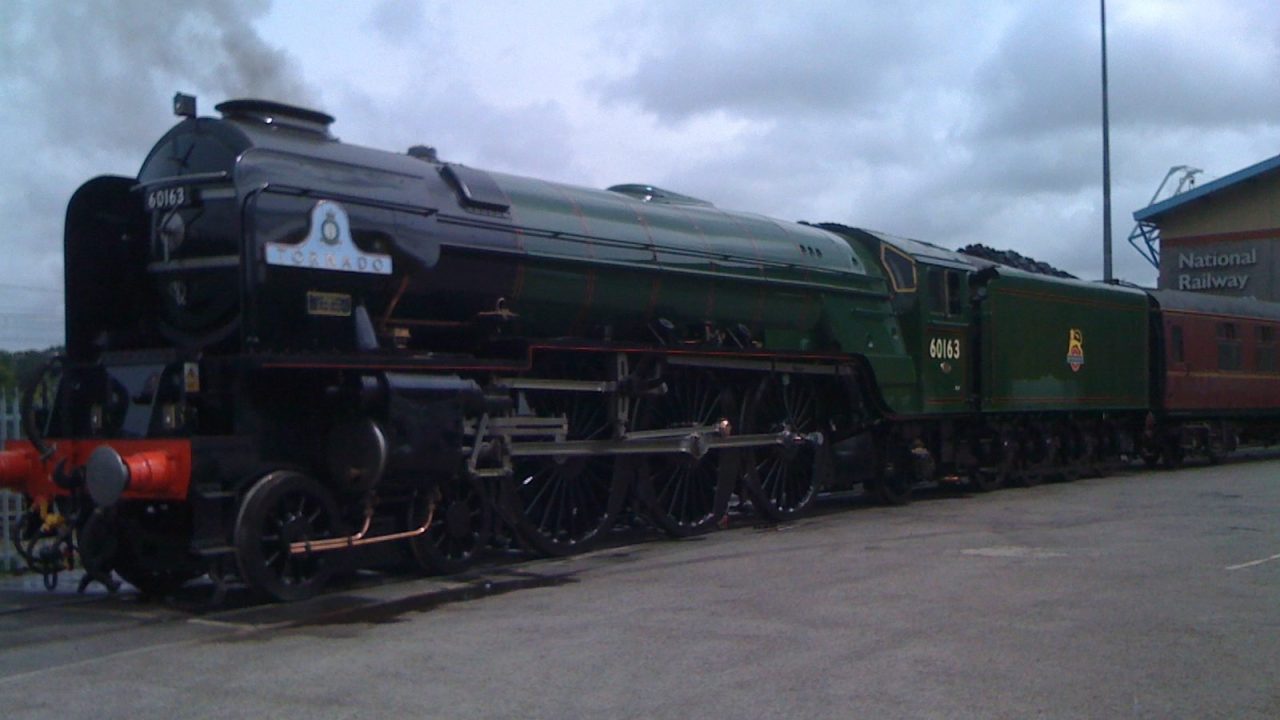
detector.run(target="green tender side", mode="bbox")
[979,269,1150,413]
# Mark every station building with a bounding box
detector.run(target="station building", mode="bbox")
[1133,154,1280,302]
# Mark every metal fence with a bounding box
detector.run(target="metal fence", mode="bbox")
[1,391,26,571]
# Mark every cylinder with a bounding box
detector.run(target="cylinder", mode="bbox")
[0,447,36,492]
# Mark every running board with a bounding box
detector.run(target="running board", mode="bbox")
[507,429,818,460]
[464,412,823,467]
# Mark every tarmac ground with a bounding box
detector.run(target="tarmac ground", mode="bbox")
[1,452,1278,719]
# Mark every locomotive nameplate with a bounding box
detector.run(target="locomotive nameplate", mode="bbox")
[307,291,353,317]
[265,201,392,275]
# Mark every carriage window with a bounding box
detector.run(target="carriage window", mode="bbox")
[1217,323,1241,371]
[1258,326,1277,372]
[880,245,917,293]
[1170,325,1184,363]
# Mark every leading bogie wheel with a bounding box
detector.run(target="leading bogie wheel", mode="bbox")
[741,373,829,521]
[235,471,344,602]
[407,478,490,575]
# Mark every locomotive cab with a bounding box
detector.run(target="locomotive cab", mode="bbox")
[825,227,981,416]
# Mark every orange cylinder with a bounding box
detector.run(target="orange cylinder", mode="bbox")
[123,450,181,498]
[0,448,36,492]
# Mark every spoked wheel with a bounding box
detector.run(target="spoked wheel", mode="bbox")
[633,367,735,537]
[741,373,830,521]
[407,478,490,575]
[235,471,344,602]
[502,357,626,556]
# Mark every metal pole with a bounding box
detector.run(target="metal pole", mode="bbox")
[1101,0,1113,282]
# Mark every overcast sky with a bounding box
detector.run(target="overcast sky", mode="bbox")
[1,0,1277,350]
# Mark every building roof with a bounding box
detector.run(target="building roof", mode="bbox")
[1149,289,1280,322]
[1133,153,1280,222]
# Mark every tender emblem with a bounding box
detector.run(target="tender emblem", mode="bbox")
[265,200,392,275]
[1066,328,1085,372]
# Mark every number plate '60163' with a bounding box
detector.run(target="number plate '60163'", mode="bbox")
[928,337,962,360]
[146,186,191,211]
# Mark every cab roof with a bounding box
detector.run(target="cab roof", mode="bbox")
[822,225,992,271]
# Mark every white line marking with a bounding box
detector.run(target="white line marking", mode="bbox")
[186,617,255,629]
[960,546,1068,559]
[1226,552,1280,571]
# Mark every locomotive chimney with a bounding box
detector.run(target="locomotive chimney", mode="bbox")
[215,99,336,139]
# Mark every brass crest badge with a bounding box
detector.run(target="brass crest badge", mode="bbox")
[1066,328,1085,372]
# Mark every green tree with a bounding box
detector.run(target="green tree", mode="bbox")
[0,354,15,394]
[0,347,61,396]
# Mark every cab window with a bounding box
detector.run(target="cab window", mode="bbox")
[927,268,963,317]
[880,245,917,293]
[928,269,946,314]
[946,271,963,316]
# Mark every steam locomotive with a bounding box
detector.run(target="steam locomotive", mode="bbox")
[3,95,1278,601]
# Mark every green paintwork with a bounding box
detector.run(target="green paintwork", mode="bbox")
[474,173,913,385]
[978,269,1150,413]
[914,265,972,415]
[214,116,912,385]
[828,227,981,416]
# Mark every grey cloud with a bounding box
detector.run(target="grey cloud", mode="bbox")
[964,129,1101,196]
[332,82,577,183]
[364,0,427,45]
[1110,17,1280,128]
[0,0,316,349]
[3,2,316,153]
[591,0,1276,289]
[970,6,1101,138]
[973,2,1280,139]
[594,1,991,122]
